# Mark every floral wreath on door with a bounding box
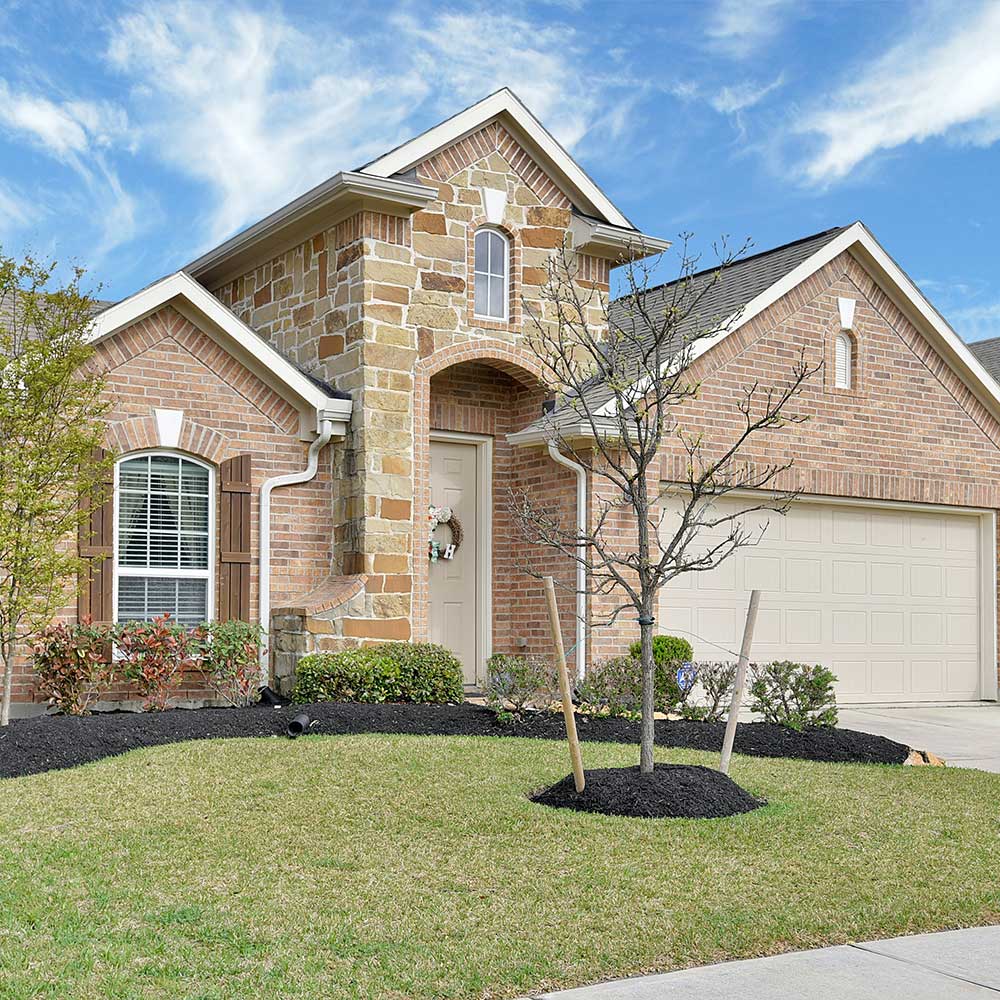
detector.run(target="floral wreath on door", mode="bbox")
[428,505,463,562]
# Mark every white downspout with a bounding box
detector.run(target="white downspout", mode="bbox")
[258,418,334,684]
[547,441,587,680]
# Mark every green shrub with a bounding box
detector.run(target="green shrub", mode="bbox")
[375,642,465,704]
[293,642,464,705]
[198,620,265,707]
[628,634,696,713]
[577,656,641,719]
[485,653,554,722]
[680,661,736,722]
[32,618,113,715]
[749,660,838,730]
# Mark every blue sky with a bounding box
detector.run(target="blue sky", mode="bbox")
[2,0,1000,341]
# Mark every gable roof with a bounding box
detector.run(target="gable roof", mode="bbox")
[510,221,1000,443]
[188,88,661,287]
[360,88,634,230]
[89,271,352,439]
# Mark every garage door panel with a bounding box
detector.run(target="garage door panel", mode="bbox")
[871,562,904,596]
[785,558,822,594]
[660,497,983,703]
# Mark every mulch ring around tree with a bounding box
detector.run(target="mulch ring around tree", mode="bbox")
[532,764,766,819]
[0,700,911,781]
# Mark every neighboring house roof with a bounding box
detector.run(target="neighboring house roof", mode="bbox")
[187,88,668,287]
[510,221,1000,445]
[89,271,352,439]
[967,336,1000,386]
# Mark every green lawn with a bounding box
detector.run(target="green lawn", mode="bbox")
[1,735,999,999]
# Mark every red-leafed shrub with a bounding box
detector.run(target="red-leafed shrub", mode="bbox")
[115,615,202,711]
[198,620,264,707]
[32,618,112,715]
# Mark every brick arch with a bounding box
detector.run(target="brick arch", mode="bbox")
[413,339,549,645]
[105,415,230,465]
[416,336,546,386]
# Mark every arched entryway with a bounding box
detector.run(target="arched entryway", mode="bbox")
[414,341,572,687]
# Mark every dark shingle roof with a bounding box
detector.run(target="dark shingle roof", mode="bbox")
[524,225,849,435]
[967,337,1000,387]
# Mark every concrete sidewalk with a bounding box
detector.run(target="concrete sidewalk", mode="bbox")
[533,926,1000,998]
[838,705,1000,772]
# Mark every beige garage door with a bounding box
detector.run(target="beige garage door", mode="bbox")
[659,498,985,704]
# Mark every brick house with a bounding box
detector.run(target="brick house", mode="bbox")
[8,87,1000,712]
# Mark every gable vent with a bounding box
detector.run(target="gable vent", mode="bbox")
[835,332,852,389]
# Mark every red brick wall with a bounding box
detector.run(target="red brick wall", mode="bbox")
[10,305,337,707]
[589,251,1000,682]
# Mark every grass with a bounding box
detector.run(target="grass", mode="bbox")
[1,735,999,999]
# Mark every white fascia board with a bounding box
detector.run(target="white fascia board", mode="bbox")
[506,420,631,447]
[596,221,1000,424]
[184,172,437,286]
[360,88,634,231]
[570,216,672,261]
[89,271,353,435]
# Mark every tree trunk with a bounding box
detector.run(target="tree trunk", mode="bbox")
[639,604,655,774]
[1,637,13,727]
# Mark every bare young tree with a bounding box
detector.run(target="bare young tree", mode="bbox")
[511,237,821,774]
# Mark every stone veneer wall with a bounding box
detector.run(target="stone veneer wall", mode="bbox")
[210,121,610,665]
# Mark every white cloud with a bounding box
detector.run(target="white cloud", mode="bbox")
[798,2,1000,185]
[0,79,135,255]
[706,0,797,58]
[0,80,128,161]
[102,2,640,252]
[107,1,426,247]
[954,301,1000,342]
[394,11,610,150]
[711,74,784,114]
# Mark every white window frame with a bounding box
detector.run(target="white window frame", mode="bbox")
[473,227,510,322]
[835,331,853,389]
[112,451,216,625]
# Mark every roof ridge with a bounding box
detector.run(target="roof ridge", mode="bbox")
[616,224,850,301]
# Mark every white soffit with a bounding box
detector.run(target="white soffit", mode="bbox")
[360,88,635,231]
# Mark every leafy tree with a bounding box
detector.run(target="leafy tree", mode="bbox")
[512,238,820,773]
[0,251,111,725]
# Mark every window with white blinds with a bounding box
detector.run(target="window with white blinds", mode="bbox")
[835,332,853,389]
[473,228,509,320]
[115,454,213,626]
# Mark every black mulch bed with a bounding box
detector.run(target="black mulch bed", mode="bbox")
[0,700,910,780]
[532,764,766,819]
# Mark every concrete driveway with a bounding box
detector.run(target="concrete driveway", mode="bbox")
[838,704,1000,772]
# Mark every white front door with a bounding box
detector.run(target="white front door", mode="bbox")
[429,438,480,685]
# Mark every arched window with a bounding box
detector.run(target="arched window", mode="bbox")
[115,452,214,625]
[834,331,853,389]
[473,227,509,321]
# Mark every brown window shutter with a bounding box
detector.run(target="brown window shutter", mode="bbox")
[78,447,113,625]
[218,454,252,622]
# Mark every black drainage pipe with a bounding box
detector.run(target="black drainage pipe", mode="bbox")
[286,713,312,738]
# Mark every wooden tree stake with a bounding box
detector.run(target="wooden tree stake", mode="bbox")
[719,589,761,776]
[544,575,585,793]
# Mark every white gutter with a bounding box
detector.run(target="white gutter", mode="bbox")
[547,442,587,680]
[258,418,335,683]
